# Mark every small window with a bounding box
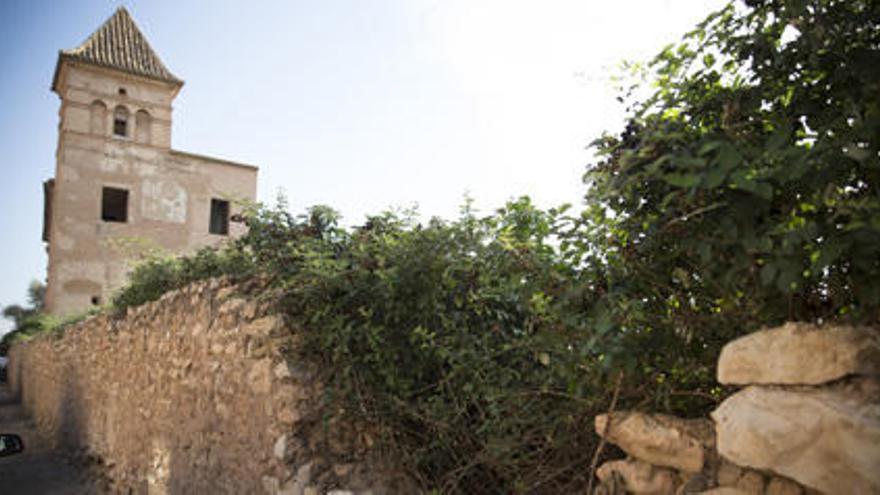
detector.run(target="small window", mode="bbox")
[209,199,230,235]
[101,187,129,222]
[113,106,129,137]
[118,87,127,96]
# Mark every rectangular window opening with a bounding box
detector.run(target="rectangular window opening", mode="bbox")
[210,199,230,235]
[101,187,129,222]
[113,117,127,137]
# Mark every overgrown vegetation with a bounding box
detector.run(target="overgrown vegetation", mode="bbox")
[111,242,255,310]
[21,0,880,492]
[1,281,55,353]
[115,198,618,491]
[585,0,880,356]
[2,279,108,354]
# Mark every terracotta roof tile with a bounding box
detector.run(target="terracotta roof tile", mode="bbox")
[55,7,182,87]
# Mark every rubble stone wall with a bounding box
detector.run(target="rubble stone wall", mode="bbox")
[15,279,874,495]
[594,323,880,495]
[7,279,397,494]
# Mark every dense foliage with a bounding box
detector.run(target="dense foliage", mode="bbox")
[581,0,880,387]
[114,199,618,491]
[64,0,880,492]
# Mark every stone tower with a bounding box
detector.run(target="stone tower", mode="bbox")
[44,8,258,315]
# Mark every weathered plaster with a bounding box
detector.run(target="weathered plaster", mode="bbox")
[44,57,258,316]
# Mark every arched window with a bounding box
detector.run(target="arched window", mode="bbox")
[113,106,129,137]
[135,110,151,144]
[90,100,107,135]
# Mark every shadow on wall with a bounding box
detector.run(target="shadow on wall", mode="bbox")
[9,357,22,402]
[58,363,85,451]
[5,279,403,494]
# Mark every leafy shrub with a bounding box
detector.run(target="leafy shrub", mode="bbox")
[112,245,255,310]
[580,0,880,392]
[274,200,613,492]
[0,311,92,353]
[113,198,618,492]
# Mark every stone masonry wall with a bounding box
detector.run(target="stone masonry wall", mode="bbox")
[19,278,874,494]
[593,323,880,495]
[7,278,400,494]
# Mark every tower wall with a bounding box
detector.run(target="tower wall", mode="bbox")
[45,62,257,316]
[59,64,174,148]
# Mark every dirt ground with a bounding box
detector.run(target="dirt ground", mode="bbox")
[0,385,98,494]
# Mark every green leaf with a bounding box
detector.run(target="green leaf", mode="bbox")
[760,263,777,286]
[702,166,729,188]
[662,173,700,188]
[731,172,773,200]
[698,140,724,155]
[703,53,716,67]
[776,265,800,293]
[717,143,743,172]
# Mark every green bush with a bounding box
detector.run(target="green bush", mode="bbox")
[0,312,86,352]
[580,0,880,393]
[275,199,611,492]
[114,198,617,492]
[112,245,255,310]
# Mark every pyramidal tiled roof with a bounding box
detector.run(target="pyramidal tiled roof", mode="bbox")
[54,7,182,88]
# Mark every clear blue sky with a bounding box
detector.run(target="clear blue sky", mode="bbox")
[0,0,724,332]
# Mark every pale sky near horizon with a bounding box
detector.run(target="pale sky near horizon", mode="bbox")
[0,0,726,334]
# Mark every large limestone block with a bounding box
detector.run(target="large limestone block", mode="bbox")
[717,323,880,385]
[595,412,710,472]
[596,458,678,495]
[712,383,880,494]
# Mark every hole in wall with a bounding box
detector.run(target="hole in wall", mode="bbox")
[210,199,230,235]
[101,187,129,222]
[113,106,129,137]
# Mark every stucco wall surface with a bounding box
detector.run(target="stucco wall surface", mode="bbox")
[7,279,300,494]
